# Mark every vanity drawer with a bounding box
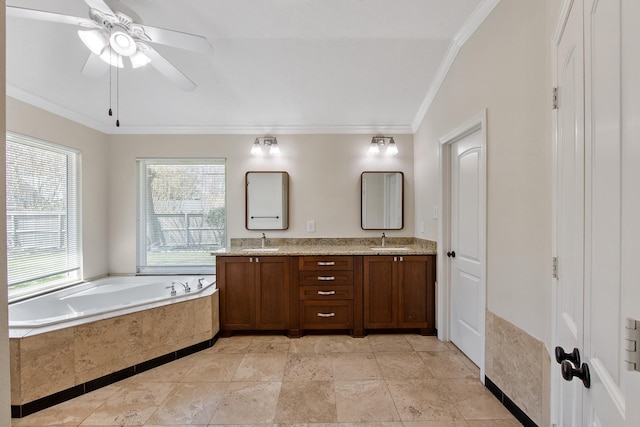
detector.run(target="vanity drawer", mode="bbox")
[298,256,353,271]
[299,285,354,300]
[300,301,353,329]
[298,270,353,286]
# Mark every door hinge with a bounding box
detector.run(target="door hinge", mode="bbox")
[625,319,640,372]
[552,256,558,279]
[552,87,558,109]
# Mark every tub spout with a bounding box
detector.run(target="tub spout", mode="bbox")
[173,280,191,293]
[198,277,205,289]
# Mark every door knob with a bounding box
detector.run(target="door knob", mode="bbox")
[447,251,456,258]
[555,346,581,367]
[561,360,591,388]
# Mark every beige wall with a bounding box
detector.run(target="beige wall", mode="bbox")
[108,134,414,273]
[413,0,562,423]
[414,0,553,343]
[6,98,110,281]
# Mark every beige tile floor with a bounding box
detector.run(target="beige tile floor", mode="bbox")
[11,334,522,426]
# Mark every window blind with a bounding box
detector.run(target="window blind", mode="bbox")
[137,159,226,273]
[6,133,80,290]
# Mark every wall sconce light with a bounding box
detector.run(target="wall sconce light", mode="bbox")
[369,136,398,155]
[251,136,280,156]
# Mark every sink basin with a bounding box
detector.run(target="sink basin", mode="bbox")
[370,247,409,251]
[241,248,280,252]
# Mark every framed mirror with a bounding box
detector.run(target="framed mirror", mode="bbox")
[246,171,289,230]
[361,171,404,230]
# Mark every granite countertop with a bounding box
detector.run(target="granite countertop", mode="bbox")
[215,237,437,256]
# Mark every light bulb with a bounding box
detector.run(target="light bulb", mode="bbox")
[386,139,398,155]
[369,140,380,154]
[251,138,263,155]
[78,29,108,55]
[269,139,280,155]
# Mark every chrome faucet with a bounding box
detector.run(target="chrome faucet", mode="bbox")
[381,232,386,247]
[173,280,191,293]
[261,233,266,248]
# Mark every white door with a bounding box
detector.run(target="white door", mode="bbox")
[449,127,485,368]
[554,0,640,425]
[554,0,585,424]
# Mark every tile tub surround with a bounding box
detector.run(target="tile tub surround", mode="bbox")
[11,334,522,426]
[10,289,219,415]
[223,236,437,255]
[486,310,550,426]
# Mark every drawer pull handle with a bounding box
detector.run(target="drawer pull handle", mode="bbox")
[317,261,335,266]
[317,276,335,281]
[317,290,336,295]
[317,312,336,318]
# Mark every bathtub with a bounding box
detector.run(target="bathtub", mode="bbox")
[9,275,220,416]
[9,275,216,330]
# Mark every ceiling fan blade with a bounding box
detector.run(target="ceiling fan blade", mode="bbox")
[81,53,109,78]
[141,24,213,55]
[142,44,197,92]
[83,0,116,17]
[6,6,97,28]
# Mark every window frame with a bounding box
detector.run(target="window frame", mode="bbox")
[6,131,82,302]
[136,158,227,275]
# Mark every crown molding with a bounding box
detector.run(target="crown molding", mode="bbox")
[7,85,113,134]
[8,85,413,135]
[102,124,415,135]
[411,0,501,132]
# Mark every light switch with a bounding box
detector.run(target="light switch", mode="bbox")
[307,220,315,232]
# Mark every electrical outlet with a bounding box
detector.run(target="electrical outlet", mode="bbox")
[307,220,315,232]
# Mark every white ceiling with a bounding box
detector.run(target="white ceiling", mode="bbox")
[6,0,490,134]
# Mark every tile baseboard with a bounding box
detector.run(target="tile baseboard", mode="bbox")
[485,375,538,427]
[11,335,219,419]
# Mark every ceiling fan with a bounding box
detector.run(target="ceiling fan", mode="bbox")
[6,0,213,92]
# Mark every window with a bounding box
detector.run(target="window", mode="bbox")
[137,159,226,274]
[6,132,81,298]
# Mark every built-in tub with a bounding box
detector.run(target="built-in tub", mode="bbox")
[9,275,220,418]
[9,275,216,330]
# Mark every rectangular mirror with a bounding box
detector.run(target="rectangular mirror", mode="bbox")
[361,171,404,230]
[246,171,289,230]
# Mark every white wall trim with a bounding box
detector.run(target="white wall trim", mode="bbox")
[437,109,487,381]
[411,0,500,132]
[7,85,113,134]
[7,85,414,136]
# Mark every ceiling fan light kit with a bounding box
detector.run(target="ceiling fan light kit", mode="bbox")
[7,0,213,126]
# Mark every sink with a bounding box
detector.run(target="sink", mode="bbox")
[241,248,280,252]
[370,247,409,251]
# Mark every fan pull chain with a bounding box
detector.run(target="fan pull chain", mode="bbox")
[116,63,120,127]
[108,28,113,117]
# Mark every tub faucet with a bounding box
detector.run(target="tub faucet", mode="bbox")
[381,232,386,247]
[261,233,266,248]
[173,280,191,293]
[165,285,177,296]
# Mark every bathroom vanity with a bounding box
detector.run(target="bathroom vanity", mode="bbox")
[216,238,436,337]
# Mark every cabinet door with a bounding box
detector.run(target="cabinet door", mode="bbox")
[255,256,290,329]
[363,256,397,328]
[218,257,255,330]
[397,255,434,329]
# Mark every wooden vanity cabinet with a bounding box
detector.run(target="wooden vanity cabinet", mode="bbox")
[363,255,435,334]
[295,255,363,337]
[217,256,290,333]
